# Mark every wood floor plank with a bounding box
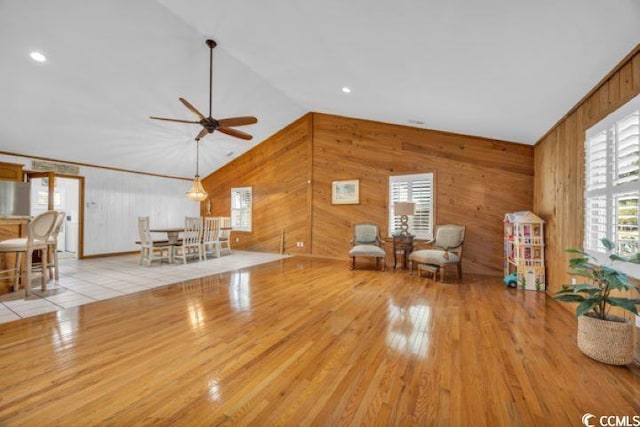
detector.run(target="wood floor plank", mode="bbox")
[0,256,638,425]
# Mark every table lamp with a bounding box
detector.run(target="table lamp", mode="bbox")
[394,202,415,236]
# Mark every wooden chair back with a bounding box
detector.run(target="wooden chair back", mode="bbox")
[203,217,220,244]
[137,217,153,247]
[219,217,231,240]
[183,217,203,246]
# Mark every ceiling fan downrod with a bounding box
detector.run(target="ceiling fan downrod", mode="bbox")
[206,39,217,119]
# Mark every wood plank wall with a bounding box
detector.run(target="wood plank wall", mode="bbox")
[202,113,534,276]
[311,113,533,275]
[534,47,640,295]
[200,114,313,255]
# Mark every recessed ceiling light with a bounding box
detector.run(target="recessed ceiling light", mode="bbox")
[29,51,47,63]
[342,87,351,94]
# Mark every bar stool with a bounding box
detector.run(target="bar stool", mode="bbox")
[0,210,58,296]
[46,211,66,281]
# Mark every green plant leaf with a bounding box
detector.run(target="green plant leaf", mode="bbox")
[626,253,640,264]
[567,270,594,280]
[601,238,615,251]
[576,300,598,317]
[554,294,586,303]
[609,254,628,262]
[602,268,632,291]
[570,284,601,295]
[565,248,589,256]
[606,297,639,315]
[569,257,590,268]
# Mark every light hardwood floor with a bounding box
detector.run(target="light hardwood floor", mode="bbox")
[0,257,638,425]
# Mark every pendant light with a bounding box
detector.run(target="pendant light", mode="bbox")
[186,139,208,201]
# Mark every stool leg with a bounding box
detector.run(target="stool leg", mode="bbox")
[41,248,49,291]
[25,249,32,297]
[14,252,22,292]
[54,244,60,281]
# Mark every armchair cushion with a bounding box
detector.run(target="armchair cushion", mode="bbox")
[410,249,460,265]
[349,244,386,257]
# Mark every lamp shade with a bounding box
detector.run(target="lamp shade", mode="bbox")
[394,202,415,216]
[186,177,208,201]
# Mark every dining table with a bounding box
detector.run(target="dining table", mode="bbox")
[150,227,183,245]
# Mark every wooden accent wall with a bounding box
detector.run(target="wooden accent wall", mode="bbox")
[201,114,313,255]
[203,113,534,276]
[311,113,533,275]
[534,47,640,295]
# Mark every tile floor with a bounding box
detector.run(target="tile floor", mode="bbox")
[0,251,290,324]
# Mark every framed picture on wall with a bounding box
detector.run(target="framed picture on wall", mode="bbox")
[332,179,360,205]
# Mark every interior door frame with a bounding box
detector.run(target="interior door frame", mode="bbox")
[26,171,86,259]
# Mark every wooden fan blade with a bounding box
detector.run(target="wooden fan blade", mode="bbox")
[195,128,209,141]
[217,116,258,127]
[179,97,206,120]
[217,126,253,140]
[150,116,200,124]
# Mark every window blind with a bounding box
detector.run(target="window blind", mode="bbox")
[585,94,640,262]
[231,187,252,231]
[388,173,434,239]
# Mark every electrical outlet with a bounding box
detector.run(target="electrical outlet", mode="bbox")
[300,241,304,247]
[235,237,240,243]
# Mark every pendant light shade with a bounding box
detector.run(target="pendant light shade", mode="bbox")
[186,176,207,201]
[186,139,208,201]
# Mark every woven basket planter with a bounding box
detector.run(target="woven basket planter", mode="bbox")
[577,314,634,365]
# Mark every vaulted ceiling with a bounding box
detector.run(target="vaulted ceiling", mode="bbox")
[1,0,639,177]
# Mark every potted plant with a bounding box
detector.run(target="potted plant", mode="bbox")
[554,238,640,365]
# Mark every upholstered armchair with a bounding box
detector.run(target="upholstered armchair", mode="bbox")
[409,225,465,281]
[349,223,386,271]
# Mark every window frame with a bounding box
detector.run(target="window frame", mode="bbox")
[388,172,435,240]
[230,186,252,232]
[584,93,640,278]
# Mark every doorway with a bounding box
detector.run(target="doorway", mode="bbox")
[27,172,84,259]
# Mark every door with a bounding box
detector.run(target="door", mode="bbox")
[26,172,85,259]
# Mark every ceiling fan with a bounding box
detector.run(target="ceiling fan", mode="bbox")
[150,39,258,142]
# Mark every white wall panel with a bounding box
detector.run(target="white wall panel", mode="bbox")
[0,154,199,256]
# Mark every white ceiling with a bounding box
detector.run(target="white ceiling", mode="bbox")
[1,0,639,178]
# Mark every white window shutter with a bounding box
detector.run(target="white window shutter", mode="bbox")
[388,173,434,239]
[230,187,252,231]
[584,94,640,261]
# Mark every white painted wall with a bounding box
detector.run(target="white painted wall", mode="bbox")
[0,154,199,256]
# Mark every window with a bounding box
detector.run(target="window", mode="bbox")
[231,187,252,231]
[388,173,434,239]
[584,94,640,271]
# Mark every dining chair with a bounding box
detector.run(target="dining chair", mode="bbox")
[0,210,58,296]
[202,216,221,259]
[173,217,204,263]
[217,216,232,255]
[137,217,171,266]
